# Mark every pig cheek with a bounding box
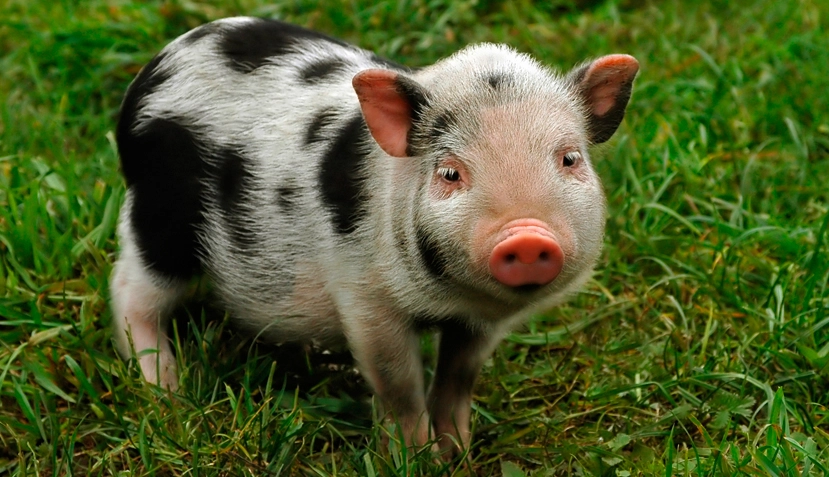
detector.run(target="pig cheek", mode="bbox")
[569,164,595,183]
[558,187,606,272]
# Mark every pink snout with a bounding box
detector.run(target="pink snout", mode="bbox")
[488,228,564,288]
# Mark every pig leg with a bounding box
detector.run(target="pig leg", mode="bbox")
[427,321,493,455]
[341,306,432,447]
[110,220,187,390]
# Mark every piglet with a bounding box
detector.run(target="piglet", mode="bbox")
[110,17,638,453]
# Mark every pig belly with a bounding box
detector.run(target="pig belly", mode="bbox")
[226,263,346,348]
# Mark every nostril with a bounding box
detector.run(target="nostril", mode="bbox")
[489,232,564,287]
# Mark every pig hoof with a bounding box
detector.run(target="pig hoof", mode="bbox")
[138,353,179,391]
[435,434,471,462]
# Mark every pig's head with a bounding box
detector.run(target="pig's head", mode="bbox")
[353,45,638,310]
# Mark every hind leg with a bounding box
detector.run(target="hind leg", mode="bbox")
[111,206,188,390]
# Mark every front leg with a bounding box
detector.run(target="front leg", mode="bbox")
[341,305,431,448]
[427,320,495,455]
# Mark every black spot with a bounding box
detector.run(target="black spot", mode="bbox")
[485,72,511,90]
[117,51,207,279]
[218,18,349,74]
[276,181,299,210]
[304,108,338,147]
[215,149,258,254]
[415,225,447,279]
[216,149,248,210]
[429,110,458,141]
[300,58,346,83]
[182,23,219,45]
[318,114,370,235]
[118,118,207,279]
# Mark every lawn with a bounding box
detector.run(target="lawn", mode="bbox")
[2,0,829,475]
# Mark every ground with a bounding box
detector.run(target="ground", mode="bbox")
[2,0,829,475]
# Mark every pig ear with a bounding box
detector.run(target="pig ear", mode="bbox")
[353,69,428,158]
[568,54,639,144]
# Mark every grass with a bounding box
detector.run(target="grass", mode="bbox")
[2,0,829,474]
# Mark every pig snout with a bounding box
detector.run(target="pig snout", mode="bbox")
[488,222,564,288]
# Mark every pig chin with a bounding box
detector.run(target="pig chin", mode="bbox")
[487,275,562,301]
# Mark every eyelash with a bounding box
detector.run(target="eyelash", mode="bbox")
[437,166,460,182]
[563,151,581,167]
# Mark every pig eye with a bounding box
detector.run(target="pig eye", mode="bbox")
[563,151,581,167]
[437,166,461,182]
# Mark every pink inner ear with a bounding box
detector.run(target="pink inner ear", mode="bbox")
[582,54,639,117]
[352,70,413,158]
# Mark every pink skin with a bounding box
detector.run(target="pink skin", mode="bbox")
[488,220,564,288]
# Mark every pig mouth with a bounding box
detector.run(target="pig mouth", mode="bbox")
[512,283,544,294]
